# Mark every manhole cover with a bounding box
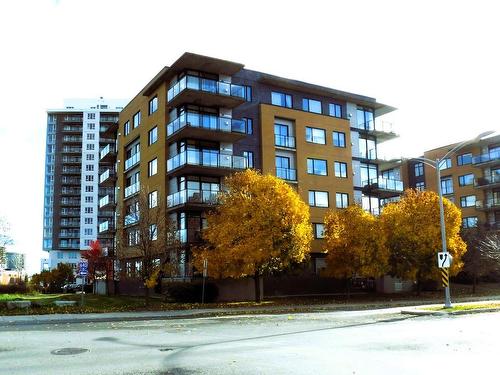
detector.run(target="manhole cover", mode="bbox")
[51,348,89,355]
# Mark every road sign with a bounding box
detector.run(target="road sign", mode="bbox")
[202,258,208,277]
[441,268,449,287]
[78,260,88,276]
[437,252,452,268]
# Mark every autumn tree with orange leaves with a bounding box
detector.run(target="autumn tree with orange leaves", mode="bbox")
[192,170,313,302]
[380,189,467,292]
[323,205,389,294]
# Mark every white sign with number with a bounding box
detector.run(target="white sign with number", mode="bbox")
[438,252,452,268]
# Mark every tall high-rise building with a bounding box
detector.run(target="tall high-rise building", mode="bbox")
[114,53,400,278]
[42,98,126,270]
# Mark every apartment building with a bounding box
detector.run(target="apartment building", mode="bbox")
[43,98,126,270]
[116,53,400,277]
[403,135,500,229]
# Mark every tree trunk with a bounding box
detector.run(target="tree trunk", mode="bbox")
[254,273,262,303]
[472,273,477,294]
[346,278,351,300]
[145,286,150,307]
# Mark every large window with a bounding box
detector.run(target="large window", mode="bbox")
[124,121,130,136]
[271,91,292,108]
[276,156,294,180]
[307,158,327,176]
[148,191,158,208]
[336,193,349,208]
[149,224,157,240]
[416,181,425,191]
[302,98,322,114]
[313,223,325,239]
[306,127,326,144]
[458,173,474,186]
[329,103,342,118]
[149,96,158,115]
[148,126,158,145]
[308,191,329,207]
[334,161,347,178]
[460,195,476,208]
[133,111,141,128]
[441,177,454,195]
[356,108,374,130]
[243,151,254,168]
[359,138,377,159]
[148,158,157,177]
[360,163,378,184]
[274,123,294,148]
[414,162,424,177]
[333,131,346,148]
[439,158,452,170]
[462,217,478,228]
[457,153,472,166]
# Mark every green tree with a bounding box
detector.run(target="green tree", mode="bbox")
[380,189,466,293]
[193,170,313,302]
[323,205,389,295]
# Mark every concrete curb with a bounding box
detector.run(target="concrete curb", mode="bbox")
[401,305,500,317]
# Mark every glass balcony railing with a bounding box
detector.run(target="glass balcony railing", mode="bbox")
[62,156,82,163]
[274,135,296,148]
[475,174,500,187]
[472,150,500,165]
[124,181,140,198]
[59,232,79,238]
[100,144,115,160]
[60,220,80,227]
[62,147,82,153]
[363,177,404,192]
[125,152,140,170]
[100,116,119,122]
[173,229,202,244]
[63,116,83,122]
[62,136,82,142]
[62,167,81,174]
[167,112,246,137]
[167,189,220,208]
[476,199,500,209]
[167,150,247,172]
[59,242,79,249]
[99,221,112,233]
[354,120,395,134]
[276,167,297,181]
[167,75,246,103]
[99,169,115,183]
[124,212,139,226]
[99,195,112,208]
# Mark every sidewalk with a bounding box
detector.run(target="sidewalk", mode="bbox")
[2,295,500,326]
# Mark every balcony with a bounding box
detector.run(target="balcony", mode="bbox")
[476,199,500,211]
[99,195,114,208]
[173,228,203,245]
[124,212,139,226]
[166,112,247,143]
[99,210,115,218]
[59,242,80,249]
[475,174,500,189]
[62,156,81,164]
[124,181,140,198]
[62,136,82,143]
[61,188,81,195]
[62,125,82,133]
[472,150,500,167]
[59,231,79,238]
[61,177,81,185]
[99,168,116,186]
[167,75,247,109]
[274,135,296,149]
[99,221,113,234]
[61,198,80,206]
[167,150,247,177]
[60,209,80,217]
[63,116,83,123]
[62,166,81,175]
[62,146,82,154]
[352,120,398,143]
[100,116,119,123]
[276,167,297,182]
[100,144,116,162]
[362,177,404,198]
[167,189,220,210]
[124,152,140,170]
[60,220,80,227]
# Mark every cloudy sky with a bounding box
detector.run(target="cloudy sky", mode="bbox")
[0,0,498,274]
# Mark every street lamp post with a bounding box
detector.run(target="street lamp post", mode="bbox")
[414,131,494,308]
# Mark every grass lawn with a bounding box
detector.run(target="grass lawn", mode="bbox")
[423,302,500,312]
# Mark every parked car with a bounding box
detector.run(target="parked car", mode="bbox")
[61,283,79,293]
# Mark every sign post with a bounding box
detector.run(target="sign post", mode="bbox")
[78,260,88,307]
[201,258,208,304]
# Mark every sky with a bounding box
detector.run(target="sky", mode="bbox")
[0,0,499,275]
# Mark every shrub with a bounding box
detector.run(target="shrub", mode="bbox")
[164,281,218,303]
[0,282,28,294]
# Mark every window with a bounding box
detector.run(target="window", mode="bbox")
[86,133,95,140]
[462,217,478,228]
[85,164,94,171]
[244,118,253,134]
[87,113,95,119]
[84,239,91,246]
[329,103,342,118]
[149,224,158,240]
[148,158,157,177]
[85,186,93,192]
[243,151,254,168]
[245,86,252,101]
[359,138,377,159]
[133,111,141,128]
[271,91,292,108]
[87,123,95,130]
[275,156,292,180]
[84,196,93,203]
[441,177,453,195]
[84,228,93,235]
[439,158,452,170]
[69,252,78,259]
[302,98,322,114]
[128,230,140,246]
[459,173,474,186]
[356,108,374,130]
[57,252,63,259]
[336,193,349,208]
[274,123,294,148]
[149,96,158,115]
[85,175,94,182]
[360,163,378,184]
[148,191,158,208]
[414,163,424,177]
[124,121,130,136]
[306,127,326,144]
[313,223,325,239]
[460,195,476,208]
[148,126,158,145]
[333,131,346,148]
[87,144,95,150]
[84,207,93,214]
[86,154,95,161]
[416,181,425,191]
[308,191,329,207]
[334,162,348,178]
[84,217,93,224]
[307,158,327,176]
[457,153,472,166]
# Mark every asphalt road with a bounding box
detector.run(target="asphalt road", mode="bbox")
[1,309,499,375]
